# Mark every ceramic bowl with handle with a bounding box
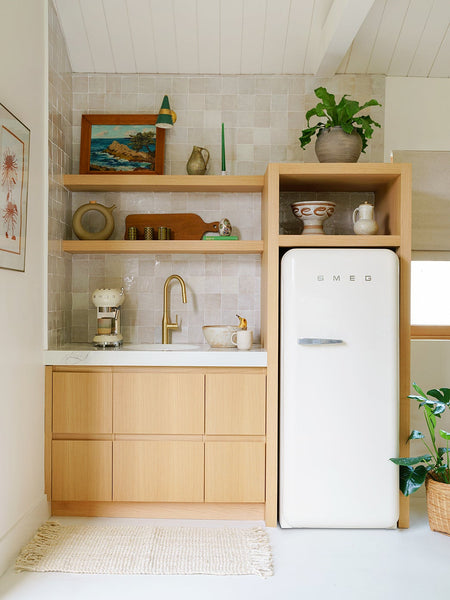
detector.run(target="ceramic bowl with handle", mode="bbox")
[202,325,240,348]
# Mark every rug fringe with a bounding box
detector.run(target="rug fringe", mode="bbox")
[246,527,274,578]
[15,521,61,572]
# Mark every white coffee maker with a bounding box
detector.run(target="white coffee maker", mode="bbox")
[91,288,125,347]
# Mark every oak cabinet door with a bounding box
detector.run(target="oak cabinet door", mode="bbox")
[53,372,112,434]
[205,442,265,502]
[52,440,112,501]
[205,373,266,435]
[113,441,204,502]
[113,373,204,434]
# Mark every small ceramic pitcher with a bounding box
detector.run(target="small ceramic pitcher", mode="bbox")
[186,146,210,175]
[352,202,378,235]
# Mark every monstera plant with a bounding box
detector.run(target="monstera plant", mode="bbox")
[390,383,450,534]
[299,87,381,162]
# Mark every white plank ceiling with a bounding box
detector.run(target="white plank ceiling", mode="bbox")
[53,0,450,76]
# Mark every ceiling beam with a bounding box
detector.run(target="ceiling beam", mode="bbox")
[315,0,376,76]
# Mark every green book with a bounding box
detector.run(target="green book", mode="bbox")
[203,235,240,240]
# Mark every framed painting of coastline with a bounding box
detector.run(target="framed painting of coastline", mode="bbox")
[79,114,165,175]
[0,103,30,272]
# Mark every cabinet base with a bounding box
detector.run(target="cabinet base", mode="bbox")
[52,501,265,521]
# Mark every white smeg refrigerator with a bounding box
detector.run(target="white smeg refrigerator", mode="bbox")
[279,249,399,528]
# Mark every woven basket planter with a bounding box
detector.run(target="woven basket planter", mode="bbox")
[426,476,450,535]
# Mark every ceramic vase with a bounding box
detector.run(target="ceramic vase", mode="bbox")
[315,127,362,163]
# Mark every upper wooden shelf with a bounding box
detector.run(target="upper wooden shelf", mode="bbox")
[279,235,401,248]
[277,163,409,192]
[62,240,264,255]
[63,174,264,193]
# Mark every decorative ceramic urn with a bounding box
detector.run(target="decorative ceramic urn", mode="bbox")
[291,200,336,235]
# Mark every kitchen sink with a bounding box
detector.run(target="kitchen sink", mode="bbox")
[124,343,201,351]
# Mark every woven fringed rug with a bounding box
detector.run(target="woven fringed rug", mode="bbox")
[15,521,273,578]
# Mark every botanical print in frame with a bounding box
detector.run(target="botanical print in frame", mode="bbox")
[0,103,30,272]
[80,114,165,175]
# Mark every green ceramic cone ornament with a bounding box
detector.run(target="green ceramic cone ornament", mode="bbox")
[156,95,177,129]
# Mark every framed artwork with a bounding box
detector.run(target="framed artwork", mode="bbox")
[0,103,30,272]
[79,114,165,175]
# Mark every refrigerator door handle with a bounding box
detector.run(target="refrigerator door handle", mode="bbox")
[297,337,344,345]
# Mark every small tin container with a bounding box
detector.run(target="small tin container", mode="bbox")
[158,226,168,240]
[144,226,154,240]
[127,226,137,240]
[166,227,171,240]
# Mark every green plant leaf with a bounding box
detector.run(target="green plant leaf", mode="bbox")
[314,88,337,123]
[299,125,324,149]
[390,455,432,466]
[438,447,450,457]
[399,465,429,496]
[306,104,327,123]
[314,87,336,106]
[358,99,382,111]
[439,429,450,440]
[408,394,428,403]
[341,100,361,121]
[428,388,450,406]
[433,403,447,416]
[407,430,424,441]
[412,382,428,397]
[438,388,450,403]
[340,122,354,134]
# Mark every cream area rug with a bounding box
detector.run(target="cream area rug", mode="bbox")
[15,521,273,578]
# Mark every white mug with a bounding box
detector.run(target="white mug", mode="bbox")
[231,329,253,350]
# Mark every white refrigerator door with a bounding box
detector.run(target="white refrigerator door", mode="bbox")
[280,249,399,528]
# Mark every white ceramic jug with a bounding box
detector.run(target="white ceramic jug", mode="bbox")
[352,202,378,235]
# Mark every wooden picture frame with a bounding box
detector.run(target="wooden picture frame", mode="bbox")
[0,103,30,272]
[79,114,165,175]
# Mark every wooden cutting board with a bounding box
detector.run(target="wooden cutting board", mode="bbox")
[124,213,219,240]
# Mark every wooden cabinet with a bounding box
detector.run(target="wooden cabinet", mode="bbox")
[52,440,112,501]
[113,440,204,502]
[206,373,266,435]
[113,372,204,434]
[53,372,112,434]
[205,441,265,502]
[47,366,267,520]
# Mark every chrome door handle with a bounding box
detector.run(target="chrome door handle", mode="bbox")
[297,338,344,345]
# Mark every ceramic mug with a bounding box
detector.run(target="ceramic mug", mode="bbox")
[231,329,253,351]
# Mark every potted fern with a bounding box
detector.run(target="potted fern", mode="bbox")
[390,383,450,534]
[299,87,381,163]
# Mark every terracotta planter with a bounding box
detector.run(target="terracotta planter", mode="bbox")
[315,126,362,163]
[426,475,450,535]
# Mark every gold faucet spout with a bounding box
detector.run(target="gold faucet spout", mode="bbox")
[162,274,187,344]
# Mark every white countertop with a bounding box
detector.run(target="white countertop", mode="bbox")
[44,343,267,367]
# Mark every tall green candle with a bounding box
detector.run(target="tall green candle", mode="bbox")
[221,123,226,172]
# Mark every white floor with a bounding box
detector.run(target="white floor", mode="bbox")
[0,498,448,600]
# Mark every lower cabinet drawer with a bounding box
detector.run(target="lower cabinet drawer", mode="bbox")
[52,440,112,501]
[205,441,266,503]
[113,441,204,502]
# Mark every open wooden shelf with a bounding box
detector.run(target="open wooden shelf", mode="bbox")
[278,163,404,192]
[62,240,264,255]
[63,174,264,193]
[278,234,401,248]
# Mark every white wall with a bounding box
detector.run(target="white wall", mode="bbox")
[385,77,450,495]
[0,0,49,575]
[384,77,450,161]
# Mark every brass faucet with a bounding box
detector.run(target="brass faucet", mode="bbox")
[162,274,187,344]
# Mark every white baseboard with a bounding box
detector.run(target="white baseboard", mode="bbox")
[0,495,50,576]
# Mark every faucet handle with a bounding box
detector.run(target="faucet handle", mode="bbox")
[168,315,179,330]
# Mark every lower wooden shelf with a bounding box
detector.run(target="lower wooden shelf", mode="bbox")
[279,234,401,248]
[62,240,264,254]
